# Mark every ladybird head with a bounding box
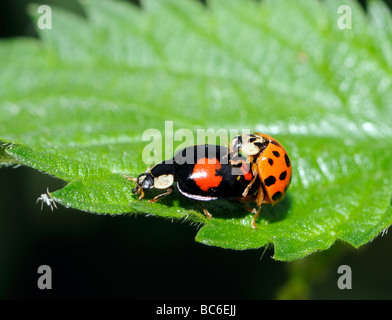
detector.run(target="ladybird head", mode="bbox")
[230,133,267,157]
[138,173,154,189]
[132,173,154,197]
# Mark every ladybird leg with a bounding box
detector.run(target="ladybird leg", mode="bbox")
[228,150,249,166]
[251,185,265,229]
[242,164,259,197]
[229,158,244,166]
[196,201,212,220]
[131,186,145,200]
[138,189,145,200]
[237,201,260,229]
[240,203,258,214]
[129,183,145,200]
[242,174,257,197]
[229,152,255,167]
[124,175,142,198]
[256,184,264,207]
[148,186,174,204]
[251,207,261,229]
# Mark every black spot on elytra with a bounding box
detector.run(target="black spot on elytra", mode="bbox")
[279,170,287,180]
[272,191,282,201]
[270,140,281,147]
[268,158,273,166]
[272,150,280,157]
[284,153,291,167]
[264,175,276,187]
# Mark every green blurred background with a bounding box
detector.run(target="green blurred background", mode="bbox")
[1,0,392,299]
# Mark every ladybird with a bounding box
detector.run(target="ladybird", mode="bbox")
[230,132,292,228]
[130,144,259,220]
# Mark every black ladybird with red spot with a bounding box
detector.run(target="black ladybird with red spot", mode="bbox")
[130,144,258,220]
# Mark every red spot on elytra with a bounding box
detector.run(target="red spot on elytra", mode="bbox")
[192,157,222,192]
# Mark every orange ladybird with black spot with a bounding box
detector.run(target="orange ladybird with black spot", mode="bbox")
[228,132,292,228]
[230,132,292,206]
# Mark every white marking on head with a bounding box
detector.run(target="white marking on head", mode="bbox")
[241,143,261,155]
[241,134,265,156]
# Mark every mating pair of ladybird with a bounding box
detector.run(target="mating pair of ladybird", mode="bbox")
[130,133,291,229]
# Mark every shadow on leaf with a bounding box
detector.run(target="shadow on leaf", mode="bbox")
[134,185,292,224]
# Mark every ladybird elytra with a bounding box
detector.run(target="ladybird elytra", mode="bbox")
[255,133,292,206]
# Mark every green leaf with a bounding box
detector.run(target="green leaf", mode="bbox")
[1,0,392,261]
